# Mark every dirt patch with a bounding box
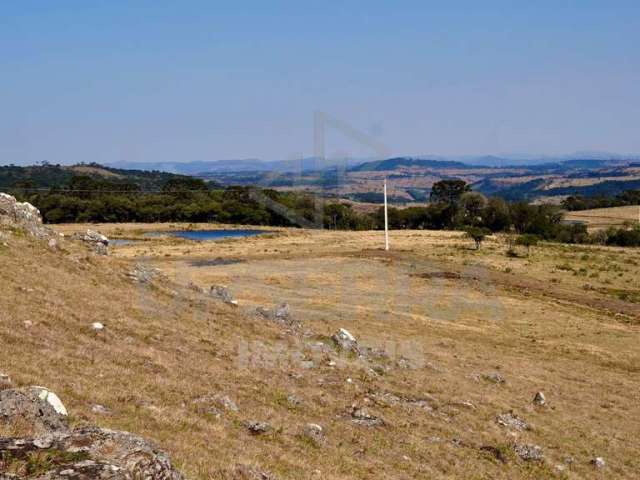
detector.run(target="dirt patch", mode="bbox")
[189,258,244,267]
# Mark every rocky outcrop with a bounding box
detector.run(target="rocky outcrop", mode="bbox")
[72,230,109,255]
[0,387,184,480]
[0,387,69,434]
[0,193,54,240]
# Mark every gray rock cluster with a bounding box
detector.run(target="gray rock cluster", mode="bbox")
[0,193,55,240]
[77,229,110,255]
[255,303,301,330]
[127,263,164,284]
[514,443,544,461]
[0,386,184,480]
[496,412,529,431]
[350,405,384,427]
[332,328,359,354]
[210,285,238,306]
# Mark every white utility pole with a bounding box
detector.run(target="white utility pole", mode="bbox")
[384,178,389,251]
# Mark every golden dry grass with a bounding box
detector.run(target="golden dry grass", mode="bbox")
[2,224,640,479]
[564,205,640,230]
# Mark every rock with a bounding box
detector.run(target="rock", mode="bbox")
[193,394,239,416]
[0,193,55,240]
[533,391,546,406]
[229,464,278,480]
[127,263,164,284]
[482,372,506,384]
[70,229,109,255]
[350,406,384,427]
[0,387,69,434]
[0,426,184,480]
[591,457,605,469]
[274,303,290,321]
[302,423,325,446]
[209,285,237,305]
[332,328,359,353]
[82,229,109,255]
[496,412,528,431]
[91,404,111,415]
[514,443,543,461]
[91,322,105,332]
[286,395,302,407]
[0,373,12,390]
[246,421,272,435]
[255,303,300,329]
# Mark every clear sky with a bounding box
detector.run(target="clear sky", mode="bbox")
[1,1,639,165]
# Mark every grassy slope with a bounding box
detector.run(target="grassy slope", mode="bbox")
[564,205,640,229]
[2,226,640,479]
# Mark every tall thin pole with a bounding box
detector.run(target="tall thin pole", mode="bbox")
[384,178,389,251]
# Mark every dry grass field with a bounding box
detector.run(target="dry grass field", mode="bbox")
[2,223,640,479]
[564,205,640,229]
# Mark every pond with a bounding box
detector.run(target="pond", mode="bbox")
[164,229,269,241]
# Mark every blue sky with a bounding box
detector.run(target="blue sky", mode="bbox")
[1,1,639,165]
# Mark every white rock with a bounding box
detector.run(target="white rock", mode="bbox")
[533,391,546,405]
[592,457,605,469]
[337,328,356,343]
[92,322,105,331]
[34,387,68,416]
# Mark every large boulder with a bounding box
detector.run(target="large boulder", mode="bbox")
[0,387,184,479]
[0,193,52,240]
[0,387,69,434]
[0,426,184,480]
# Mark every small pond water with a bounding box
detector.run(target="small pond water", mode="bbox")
[164,229,268,241]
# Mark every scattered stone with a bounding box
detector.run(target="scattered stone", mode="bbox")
[350,406,384,427]
[91,404,111,415]
[496,412,529,431]
[77,229,109,255]
[591,457,605,469]
[246,421,272,435]
[127,263,164,284]
[533,391,546,406]
[92,322,105,332]
[514,443,543,461]
[302,423,325,446]
[23,320,33,328]
[332,328,359,353]
[230,464,278,480]
[482,372,506,384]
[366,391,435,412]
[210,285,238,306]
[193,394,239,416]
[0,387,69,433]
[216,395,239,412]
[256,303,300,329]
[287,395,302,407]
[0,373,12,390]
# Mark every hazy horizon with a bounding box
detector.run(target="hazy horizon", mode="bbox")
[2,2,639,166]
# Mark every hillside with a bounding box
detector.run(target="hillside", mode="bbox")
[194,157,640,204]
[0,163,196,192]
[3,196,640,478]
[564,205,640,229]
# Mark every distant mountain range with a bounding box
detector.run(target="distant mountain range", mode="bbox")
[107,152,639,175]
